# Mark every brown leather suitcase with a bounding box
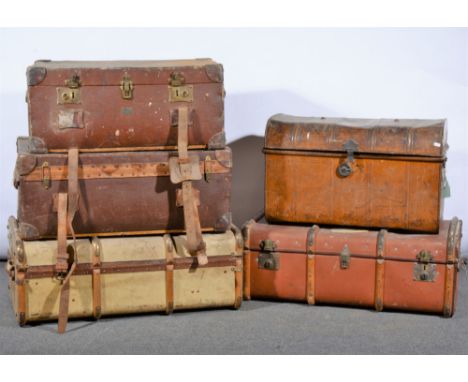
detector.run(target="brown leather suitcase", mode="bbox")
[243,217,463,316]
[6,217,243,333]
[26,59,225,151]
[264,114,447,233]
[14,140,232,240]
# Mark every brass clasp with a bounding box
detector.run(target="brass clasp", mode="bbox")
[120,74,134,100]
[41,162,51,189]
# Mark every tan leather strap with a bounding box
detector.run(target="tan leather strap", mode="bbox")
[374,229,387,312]
[91,237,102,320]
[164,235,174,315]
[57,148,80,334]
[169,107,208,265]
[306,225,319,305]
[55,193,69,275]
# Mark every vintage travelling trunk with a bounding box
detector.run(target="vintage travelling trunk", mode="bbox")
[26,59,225,151]
[243,218,463,316]
[264,114,447,233]
[6,217,243,332]
[14,140,232,240]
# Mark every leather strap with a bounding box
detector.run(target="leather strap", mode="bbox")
[57,148,80,334]
[169,107,208,265]
[164,235,174,314]
[306,225,319,305]
[374,229,387,312]
[91,237,102,320]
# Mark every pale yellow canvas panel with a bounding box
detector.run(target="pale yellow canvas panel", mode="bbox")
[174,266,236,309]
[99,236,167,262]
[23,239,92,266]
[25,275,93,321]
[173,231,236,259]
[101,271,166,315]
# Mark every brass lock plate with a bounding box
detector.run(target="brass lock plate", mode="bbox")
[169,85,193,102]
[57,87,81,104]
[413,263,437,282]
[258,251,280,270]
[413,250,437,282]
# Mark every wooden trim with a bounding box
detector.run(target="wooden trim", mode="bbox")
[443,218,461,317]
[164,235,174,315]
[24,256,239,279]
[91,238,102,320]
[306,225,319,305]
[243,250,251,300]
[443,264,455,317]
[374,229,387,312]
[36,227,215,240]
[306,254,315,305]
[48,145,207,154]
[23,160,229,182]
[15,272,26,326]
[234,257,242,309]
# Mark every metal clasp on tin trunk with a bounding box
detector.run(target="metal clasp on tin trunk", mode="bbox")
[337,139,358,178]
[413,250,437,282]
[258,239,280,271]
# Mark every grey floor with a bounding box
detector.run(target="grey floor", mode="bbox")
[1,261,467,354]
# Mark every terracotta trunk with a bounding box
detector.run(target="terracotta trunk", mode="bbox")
[15,145,232,240]
[26,59,225,151]
[264,114,447,233]
[243,219,463,316]
[6,217,243,326]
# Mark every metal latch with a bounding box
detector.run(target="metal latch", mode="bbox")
[57,74,81,104]
[413,250,437,282]
[337,139,358,178]
[41,161,51,189]
[120,74,134,100]
[258,239,280,270]
[340,244,351,269]
[168,72,193,102]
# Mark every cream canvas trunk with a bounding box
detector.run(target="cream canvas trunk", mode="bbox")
[6,217,242,325]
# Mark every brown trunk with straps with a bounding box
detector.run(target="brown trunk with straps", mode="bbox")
[243,218,463,316]
[15,142,232,240]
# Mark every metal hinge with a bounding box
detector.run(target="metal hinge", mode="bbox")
[120,74,134,100]
[258,239,280,270]
[413,250,437,282]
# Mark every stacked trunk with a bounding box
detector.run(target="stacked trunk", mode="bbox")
[243,114,463,316]
[7,59,242,332]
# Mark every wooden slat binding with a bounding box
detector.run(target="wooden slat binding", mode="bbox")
[164,235,174,315]
[374,229,387,312]
[306,225,319,305]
